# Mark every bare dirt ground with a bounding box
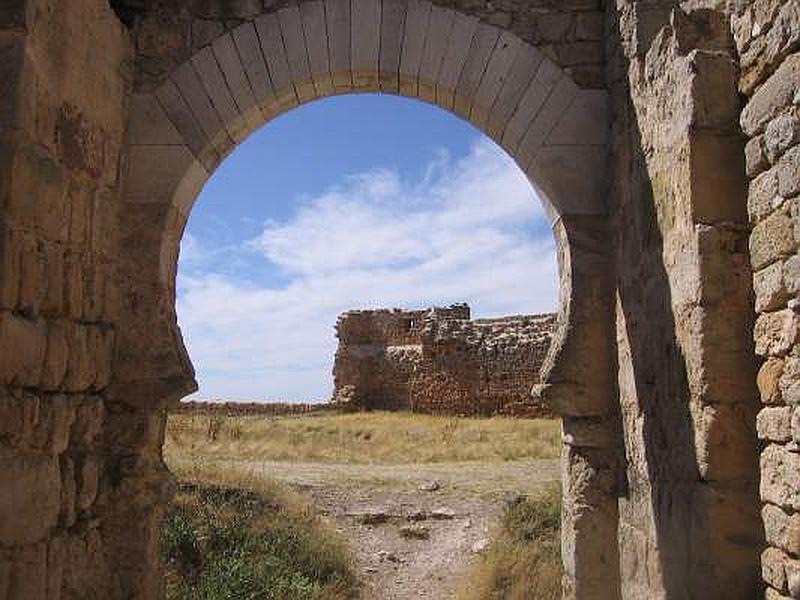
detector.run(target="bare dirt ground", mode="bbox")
[165,413,561,598]
[248,458,560,599]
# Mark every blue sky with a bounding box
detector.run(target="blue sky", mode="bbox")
[177,94,558,401]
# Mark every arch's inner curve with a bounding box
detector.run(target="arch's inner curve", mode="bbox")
[117,2,616,597]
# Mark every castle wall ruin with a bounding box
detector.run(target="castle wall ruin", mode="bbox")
[1,0,799,598]
[332,304,556,416]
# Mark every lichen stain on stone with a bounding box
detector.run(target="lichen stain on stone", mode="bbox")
[55,103,110,180]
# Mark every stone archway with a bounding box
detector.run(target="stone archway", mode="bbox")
[1,1,777,598]
[115,2,619,597]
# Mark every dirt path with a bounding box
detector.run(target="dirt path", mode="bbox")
[189,458,559,599]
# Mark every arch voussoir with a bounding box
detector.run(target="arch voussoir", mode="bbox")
[485,44,544,141]
[325,0,353,92]
[171,60,235,159]
[435,12,477,110]
[300,0,335,96]
[278,4,317,102]
[398,0,432,98]
[351,0,382,91]
[211,32,264,132]
[469,30,521,130]
[417,4,454,103]
[452,21,499,120]
[191,46,249,144]
[231,21,280,120]
[255,12,300,112]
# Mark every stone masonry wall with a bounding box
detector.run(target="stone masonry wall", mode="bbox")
[733,1,800,597]
[332,304,556,416]
[3,0,798,598]
[0,2,172,599]
[607,3,762,598]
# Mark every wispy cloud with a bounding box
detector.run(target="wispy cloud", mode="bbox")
[177,139,558,401]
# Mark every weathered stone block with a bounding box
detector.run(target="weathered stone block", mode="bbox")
[760,358,786,404]
[696,402,759,482]
[755,309,800,357]
[731,0,785,53]
[765,586,793,600]
[784,254,800,295]
[45,534,64,600]
[40,242,65,317]
[41,321,69,391]
[763,502,800,555]
[758,406,794,441]
[749,166,782,224]
[89,325,114,391]
[0,450,60,545]
[755,260,789,312]
[72,396,105,449]
[792,406,800,442]
[780,355,800,404]
[750,208,796,270]
[746,134,770,177]
[765,110,800,164]
[0,224,20,311]
[741,52,800,136]
[739,1,800,95]
[191,19,224,51]
[64,252,84,321]
[63,324,96,392]
[763,546,789,592]
[0,392,77,455]
[76,455,99,511]
[0,312,46,386]
[535,13,572,43]
[5,541,47,600]
[787,556,800,597]
[778,146,800,198]
[59,454,76,528]
[761,443,800,510]
[18,232,45,315]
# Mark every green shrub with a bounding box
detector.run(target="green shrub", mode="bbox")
[162,483,357,600]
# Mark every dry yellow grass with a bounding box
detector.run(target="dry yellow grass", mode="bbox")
[456,484,562,600]
[164,410,560,465]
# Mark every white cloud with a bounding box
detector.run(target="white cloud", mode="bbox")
[177,138,558,401]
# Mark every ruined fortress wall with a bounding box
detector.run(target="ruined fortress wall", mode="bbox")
[332,305,555,416]
[732,2,800,597]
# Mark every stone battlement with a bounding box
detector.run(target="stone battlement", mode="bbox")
[332,304,556,416]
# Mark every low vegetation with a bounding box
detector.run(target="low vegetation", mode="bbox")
[162,481,358,600]
[165,410,560,464]
[458,484,562,600]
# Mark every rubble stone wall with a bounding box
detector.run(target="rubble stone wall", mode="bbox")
[332,305,556,416]
[732,1,800,597]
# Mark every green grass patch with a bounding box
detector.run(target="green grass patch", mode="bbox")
[457,484,562,600]
[162,482,358,600]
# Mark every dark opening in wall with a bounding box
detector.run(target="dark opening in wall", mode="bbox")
[108,0,147,28]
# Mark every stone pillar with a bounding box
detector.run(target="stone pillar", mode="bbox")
[536,215,623,600]
[608,4,762,597]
